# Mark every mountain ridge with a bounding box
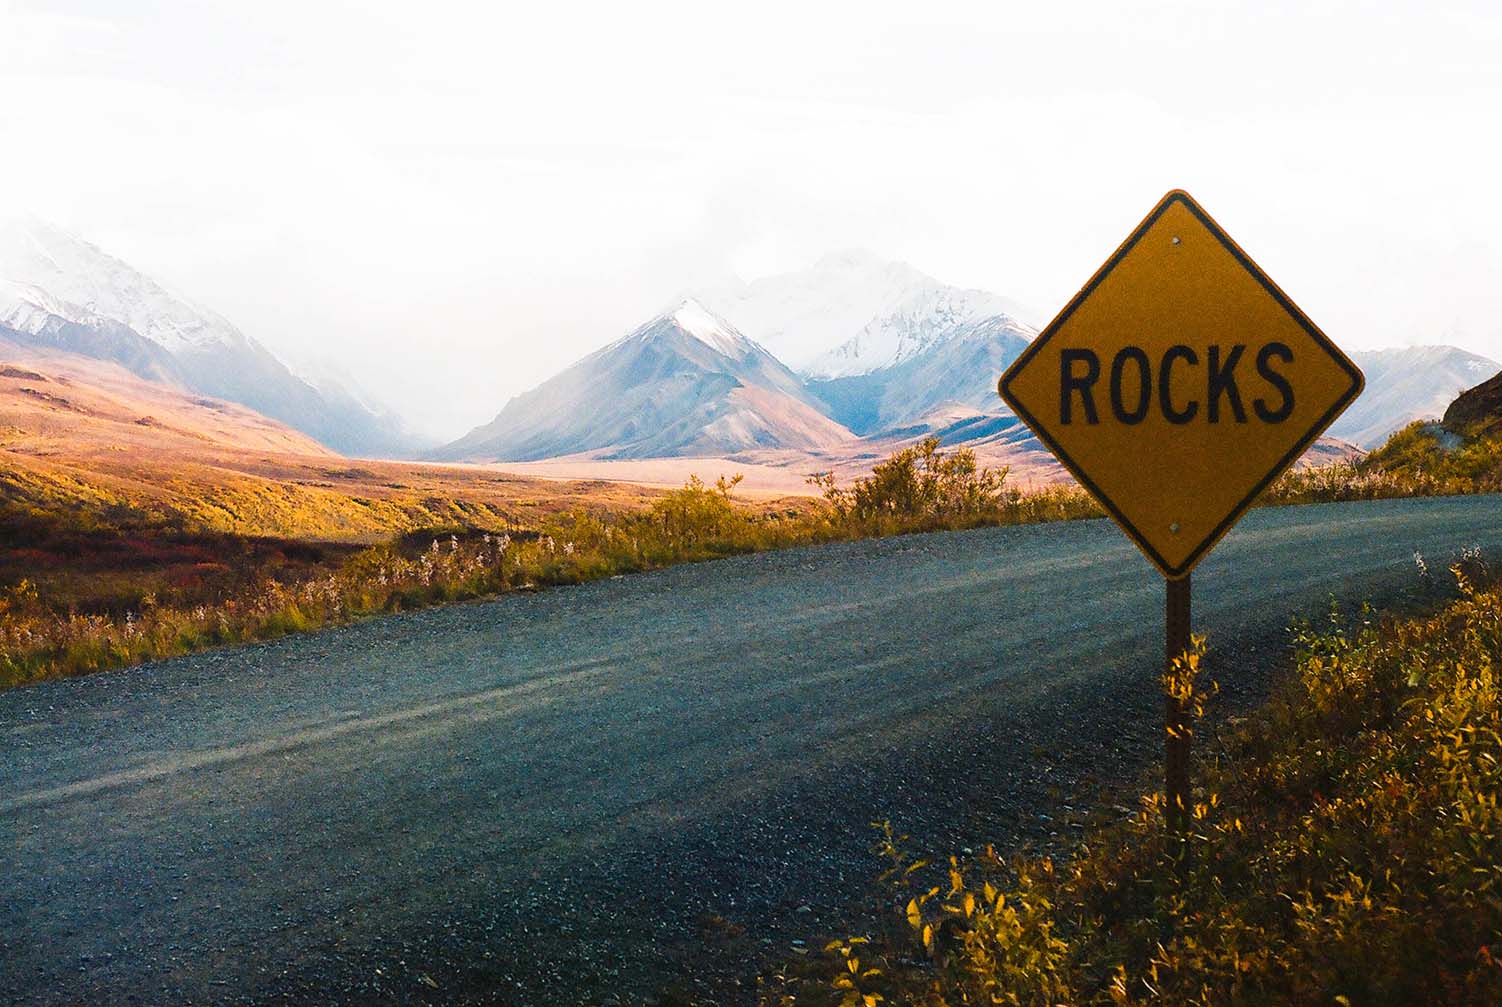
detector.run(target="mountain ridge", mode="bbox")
[434,301,854,462]
[0,216,419,457]
[696,250,1034,377]
[6,225,1488,474]
[441,256,1492,472]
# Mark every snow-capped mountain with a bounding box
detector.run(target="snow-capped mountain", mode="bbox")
[1334,346,1501,448]
[0,215,418,457]
[693,251,1037,434]
[435,300,854,462]
[808,314,1035,435]
[445,258,1040,463]
[697,250,1036,377]
[0,215,250,355]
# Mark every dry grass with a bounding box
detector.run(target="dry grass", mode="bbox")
[3,343,1496,693]
[763,556,1502,1006]
[0,438,1087,688]
[3,412,1495,690]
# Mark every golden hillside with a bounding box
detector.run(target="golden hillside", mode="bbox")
[0,339,660,540]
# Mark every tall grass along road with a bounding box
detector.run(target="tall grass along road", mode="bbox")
[3,496,1501,1005]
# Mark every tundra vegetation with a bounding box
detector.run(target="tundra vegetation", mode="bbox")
[762,553,1502,1006]
[0,419,1495,688]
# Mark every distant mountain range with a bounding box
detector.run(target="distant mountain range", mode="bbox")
[0,216,423,457]
[437,256,1045,463]
[1,218,1491,473]
[441,255,1495,468]
[696,250,1036,378]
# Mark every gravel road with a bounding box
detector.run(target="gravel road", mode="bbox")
[4,496,1502,1005]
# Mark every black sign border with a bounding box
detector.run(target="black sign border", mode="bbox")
[998,189,1366,580]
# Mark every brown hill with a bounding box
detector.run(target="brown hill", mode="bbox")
[1441,368,1502,437]
[0,335,334,457]
[0,339,659,541]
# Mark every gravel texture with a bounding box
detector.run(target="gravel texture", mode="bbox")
[4,496,1502,1005]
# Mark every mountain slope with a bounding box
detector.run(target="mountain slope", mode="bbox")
[1333,346,1500,448]
[0,333,662,541]
[436,301,854,462]
[0,216,416,457]
[0,330,331,457]
[698,250,1034,376]
[809,314,1034,434]
[1441,366,1502,436]
[0,282,183,386]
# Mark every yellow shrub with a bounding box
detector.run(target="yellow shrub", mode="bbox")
[768,571,1502,1006]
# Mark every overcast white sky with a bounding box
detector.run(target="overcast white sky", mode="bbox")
[2,0,1500,439]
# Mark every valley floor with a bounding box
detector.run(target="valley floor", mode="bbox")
[3,497,1499,1005]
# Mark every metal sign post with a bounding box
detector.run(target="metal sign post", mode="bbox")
[1164,574,1191,842]
[998,189,1364,839]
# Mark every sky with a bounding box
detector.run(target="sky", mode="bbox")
[1,0,1500,440]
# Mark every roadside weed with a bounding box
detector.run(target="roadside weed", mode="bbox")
[766,566,1502,1006]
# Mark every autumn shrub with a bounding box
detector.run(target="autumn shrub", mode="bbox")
[1363,420,1502,491]
[766,563,1502,1006]
[1262,460,1428,504]
[1264,420,1502,504]
[814,437,1008,529]
[813,436,1099,534]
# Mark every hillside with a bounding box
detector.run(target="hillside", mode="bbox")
[1442,366,1502,436]
[809,314,1034,434]
[0,339,657,541]
[1339,363,1502,494]
[1330,346,1499,447]
[0,334,330,456]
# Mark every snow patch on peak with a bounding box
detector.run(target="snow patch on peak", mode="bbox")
[804,282,1023,379]
[668,299,748,356]
[0,277,107,336]
[0,215,246,354]
[671,299,728,340]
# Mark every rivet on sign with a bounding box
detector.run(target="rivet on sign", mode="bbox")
[1170,522,1181,534]
[1171,236,1182,246]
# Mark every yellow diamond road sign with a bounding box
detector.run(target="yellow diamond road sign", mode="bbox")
[998,189,1364,580]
